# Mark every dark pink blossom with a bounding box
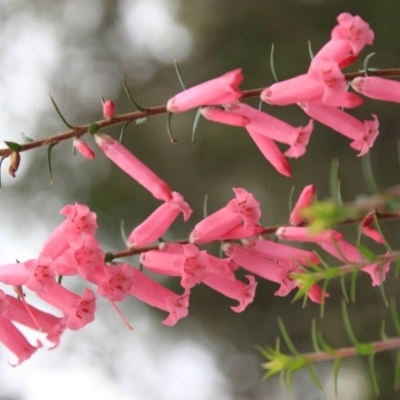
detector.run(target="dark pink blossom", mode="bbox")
[289,185,316,226]
[299,102,379,156]
[127,191,192,247]
[190,188,261,244]
[203,273,257,312]
[95,133,172,201]
[167,69,244,113]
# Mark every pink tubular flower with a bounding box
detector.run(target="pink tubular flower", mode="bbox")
[223,243,287,285]
[95,133,172,201]
[73,138,95,160]
[200,107,250,127]
[299,102,379,156]
[95,263,135,302]
[190,188,261,244]
[245,129,292,177]
[203,273,257,312]
[129,266,190,326]
[289,185,316,226]
[53,235,105,279]
[243,238,320,267]
[276,226,343,243]
[0,254,56,292]
[331,13,374,55]
[127,192,192,247]
[37,285,96,330]
[0,317,42,366]
[223,103,314,158]
[360,213,385,243]
[103,100,115,119]
[311,13,374,69]
[351,76,400,104]
[42,203,98,260]
[3,295,64,348]
[140,243,209,288]
[166,68,244,113]
[318,240,390,286]
[261,58,362,109]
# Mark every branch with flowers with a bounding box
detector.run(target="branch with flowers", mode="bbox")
[2,10,400,397]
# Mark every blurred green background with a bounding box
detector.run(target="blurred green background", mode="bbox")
[1,0,400,399]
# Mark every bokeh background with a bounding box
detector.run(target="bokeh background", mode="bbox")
[0,0,400,399]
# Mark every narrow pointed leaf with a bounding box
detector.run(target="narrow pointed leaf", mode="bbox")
[135,117,148,124]
[270,44,279,83]
[121,76,146,111]
[362,52,376,75]
[278,318,299,355]
[308,40,314,60]
[288,186,295,216]
[192,108,202,142]
[119,121,131,143]
[361,151,379,194]
[368,353,379,395]
[167,113,178,143]
[329,159,341,204]
[100,94,105,104]
[341,300,359,346]
[120,219,127,245]
[307,364,323,391]
[47,142,58,184]
[49,94,75,129]
[4,141,22,152]
[21,132,34,143]
[340,274,349,303]
[311,320,321,353]
[174,59,187,90]
[350,269,358,304]
[333,358,342,397]
[379,320,389,341]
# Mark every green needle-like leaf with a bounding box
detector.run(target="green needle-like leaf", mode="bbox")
[47,143,58,185]
[119,122,131,143]
[307,364,323,391]
[311,320,321,353]
[192,108,202,141]
[329,159,341,204]
[368,352,380,395]
[333,358,342,397]
[49,94,75,129]
[21,132,34,143]
[121,77,146,111]
[174,59,187,90]
[341,300,359,346]
[270,44,279,83]
[361,151,379,194]
[167,113,178,143]
[340,275,349,303]
[278,318,299,355]
[120,220,127,245]
[308,40,314,60]
[362,52,376,75]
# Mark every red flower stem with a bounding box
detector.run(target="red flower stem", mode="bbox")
[1,68,400,158]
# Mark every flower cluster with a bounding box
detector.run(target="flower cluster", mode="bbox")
[0,12,397,370]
